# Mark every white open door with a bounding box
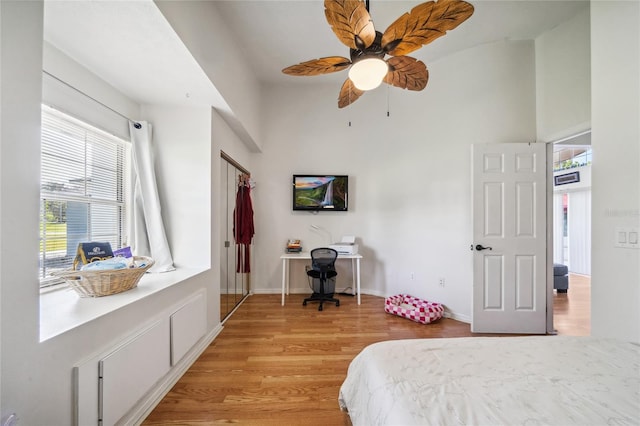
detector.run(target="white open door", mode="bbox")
[472,143,547,333]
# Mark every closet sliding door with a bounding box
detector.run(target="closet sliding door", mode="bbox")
[220,153,251,321]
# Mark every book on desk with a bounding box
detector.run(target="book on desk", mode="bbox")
[286,239,302,253]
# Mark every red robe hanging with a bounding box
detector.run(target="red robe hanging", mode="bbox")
[233,183,254,273]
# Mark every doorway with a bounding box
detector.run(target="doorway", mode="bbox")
[551,131,592,335]
[220,152,251,321]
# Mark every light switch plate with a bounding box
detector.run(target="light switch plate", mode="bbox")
[615,227,640,249]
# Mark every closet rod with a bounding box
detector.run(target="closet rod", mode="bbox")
[42,70,142,129]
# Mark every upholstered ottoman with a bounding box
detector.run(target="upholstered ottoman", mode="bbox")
[553,263,569,293]
[384,294,444,324]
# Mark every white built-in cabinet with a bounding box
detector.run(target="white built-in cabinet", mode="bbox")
[74,291,206,425]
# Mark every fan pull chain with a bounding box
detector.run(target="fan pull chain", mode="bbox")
[348,81,353,126]
[387,84,391,117]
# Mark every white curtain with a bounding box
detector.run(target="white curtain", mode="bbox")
[553,193,565,265]
[568,190,591,275]
[128,121,175,273]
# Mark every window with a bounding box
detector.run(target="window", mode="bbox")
[553,145,592,171]
[39,105,130,286]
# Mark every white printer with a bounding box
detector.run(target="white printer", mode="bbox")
[329,236,358,255]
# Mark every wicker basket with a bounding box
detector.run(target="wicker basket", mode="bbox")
[53,256,155,298]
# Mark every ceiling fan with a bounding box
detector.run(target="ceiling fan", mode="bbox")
[282,0,474,108]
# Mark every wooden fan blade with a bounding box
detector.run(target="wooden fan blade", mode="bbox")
[282,56,352,76]
[338,78,365,108]
[383,56,429,91]
[382,0,474,56]
[324,0,376,51]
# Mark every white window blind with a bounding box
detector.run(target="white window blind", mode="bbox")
[40,105,130,286]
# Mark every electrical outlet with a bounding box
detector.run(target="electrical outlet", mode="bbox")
[439,278,445,287]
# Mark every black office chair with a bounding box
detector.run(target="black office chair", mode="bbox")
[303,248,340,311]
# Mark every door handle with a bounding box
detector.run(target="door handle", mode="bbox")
[475,244,492,251]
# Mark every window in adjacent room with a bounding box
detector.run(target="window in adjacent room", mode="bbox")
[39,105,130,287]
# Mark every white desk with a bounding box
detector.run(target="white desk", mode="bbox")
[280,252,362,306]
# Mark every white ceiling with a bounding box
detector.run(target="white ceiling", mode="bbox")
[43,0,589,106]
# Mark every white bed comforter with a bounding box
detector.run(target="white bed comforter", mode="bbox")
[338,336,640,426]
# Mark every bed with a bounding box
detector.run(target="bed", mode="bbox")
[338,336,640,425]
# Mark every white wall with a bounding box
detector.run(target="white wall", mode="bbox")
[141,105,213,268]
[253,40,537,321]
[0,3,230,423]
[213,109,254,174]
[42,42,139,140]
[154,0,263,153]
[535,5,591,142]
[590,1,640,343]
[0,1,44,420]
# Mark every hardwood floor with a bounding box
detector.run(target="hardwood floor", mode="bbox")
[144,282,590,425]
[553,273,591,336]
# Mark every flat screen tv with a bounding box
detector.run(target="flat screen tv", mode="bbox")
[292,175,348,211]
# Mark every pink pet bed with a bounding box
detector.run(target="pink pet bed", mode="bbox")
[384,294,444,324]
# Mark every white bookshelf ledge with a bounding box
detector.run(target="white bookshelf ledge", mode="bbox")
[40,266,208,342]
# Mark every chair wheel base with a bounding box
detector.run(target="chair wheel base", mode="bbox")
[303,294,340,311]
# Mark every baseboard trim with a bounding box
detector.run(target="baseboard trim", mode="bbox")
[250,288,386,296]
[443,311,471,324]
[251,289,471,324]
[124,323,224,425]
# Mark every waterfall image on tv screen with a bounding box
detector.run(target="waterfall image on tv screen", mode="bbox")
[292,175,348,211]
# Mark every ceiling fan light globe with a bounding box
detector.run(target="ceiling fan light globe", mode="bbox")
[348,58,388,91]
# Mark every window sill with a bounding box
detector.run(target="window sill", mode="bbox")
[39,266,208,342]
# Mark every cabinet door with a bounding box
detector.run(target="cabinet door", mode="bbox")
[99,319,170,426]
[171,292,206,365]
